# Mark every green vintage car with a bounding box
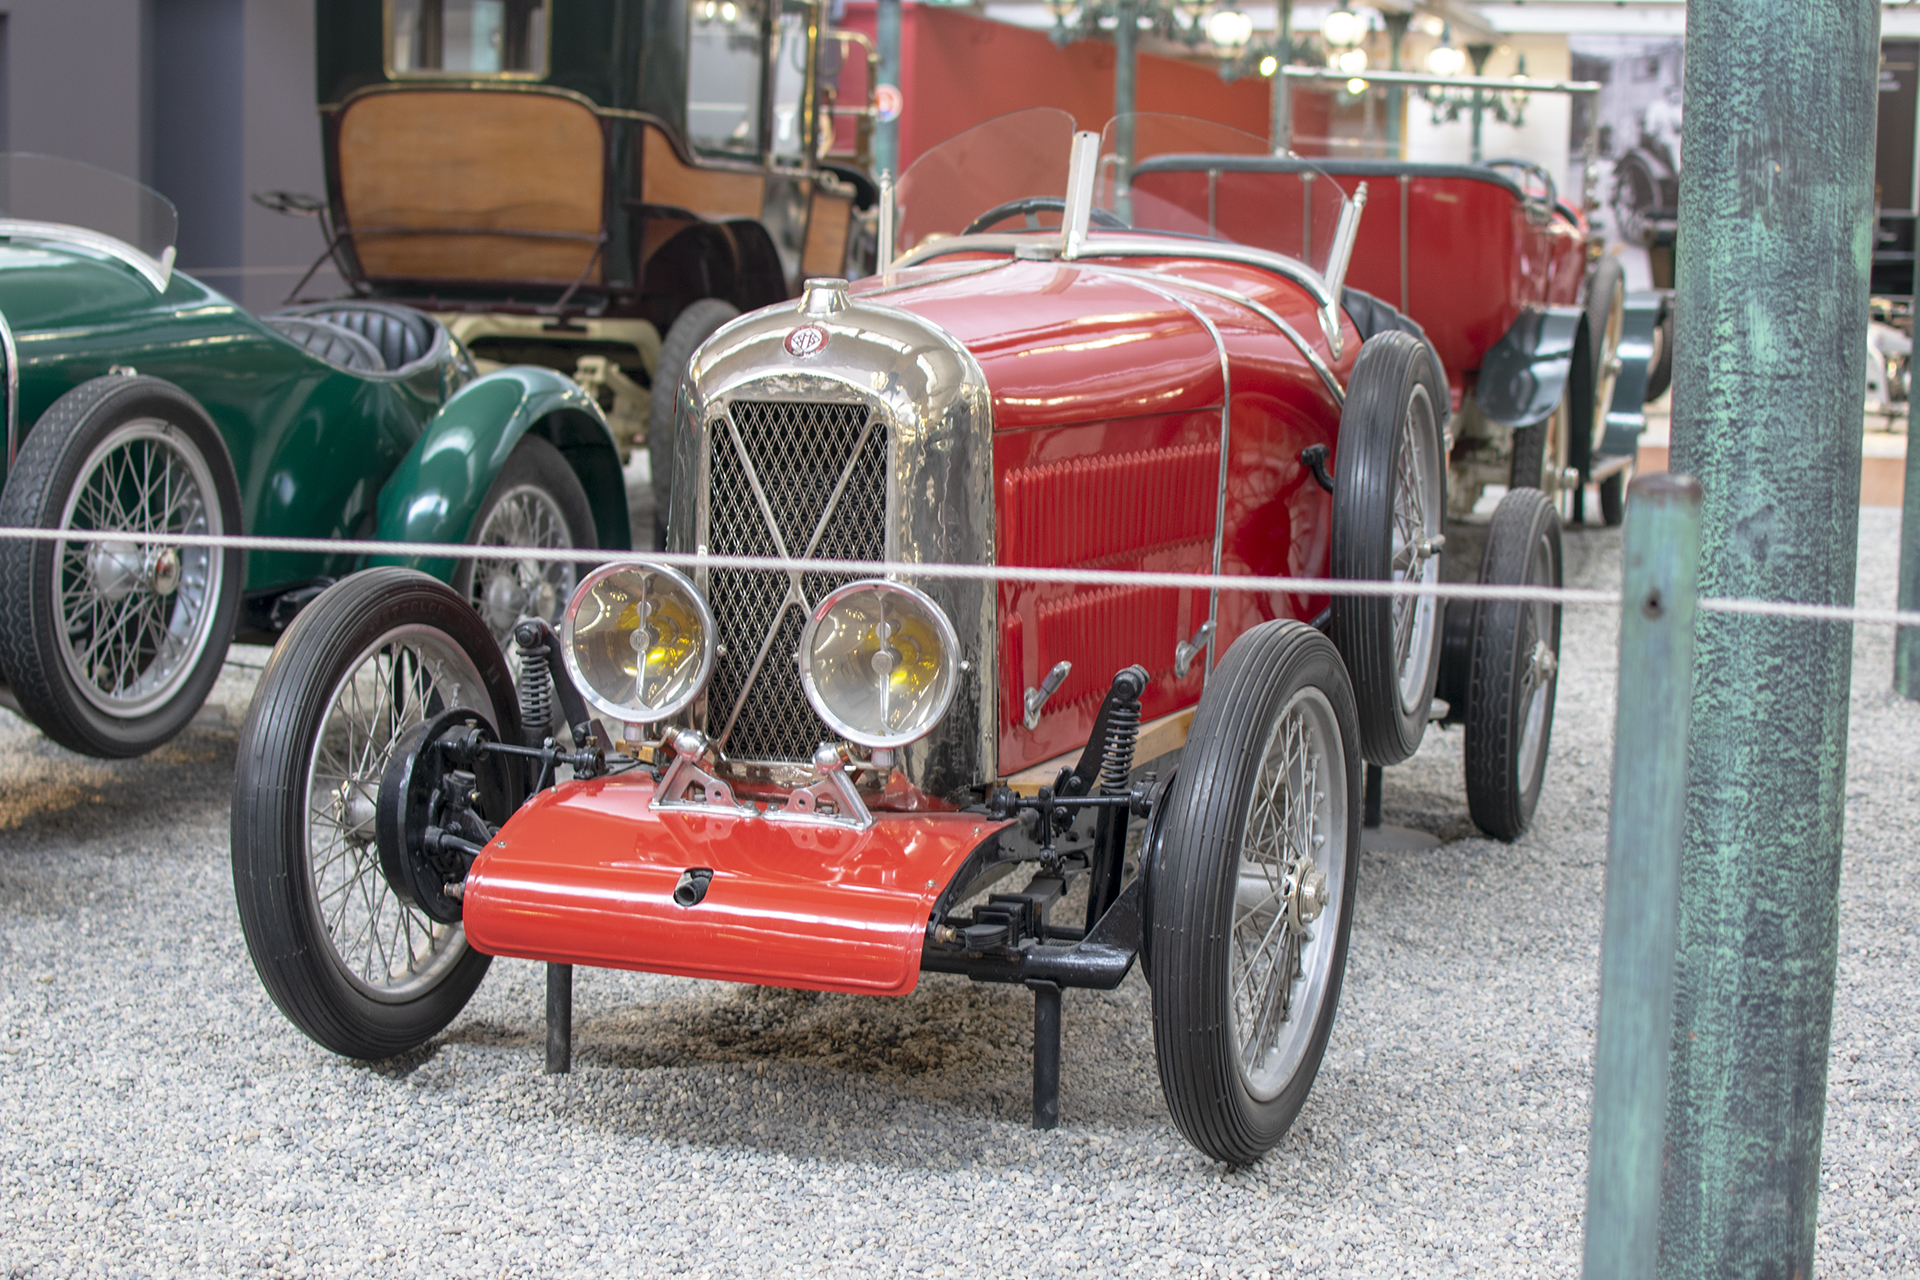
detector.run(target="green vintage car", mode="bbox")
[0,154,628,759]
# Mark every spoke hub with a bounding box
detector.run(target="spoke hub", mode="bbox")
[87,540,145,602]
[1282,854,1329,927]
[1528,640,1559,683]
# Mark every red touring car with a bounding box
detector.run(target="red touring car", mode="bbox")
[233,110,1601,1165]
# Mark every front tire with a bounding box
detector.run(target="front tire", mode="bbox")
[1148,621,1362,1165]
[1463,490,1563,841]
[1331,331,1447,766]
[232,568,519,1059]
[0,376,242,757]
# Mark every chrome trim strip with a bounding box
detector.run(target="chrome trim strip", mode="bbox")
[1322,182,1368,357]
[875,170,896,270]
[1061,131,1101,260]
[900,232,1336,310]
[0,310,17,468]
[1079,266,1232,680]
[860,259,1012,298]
[1083,263,1346,406]
[0,221,173,293]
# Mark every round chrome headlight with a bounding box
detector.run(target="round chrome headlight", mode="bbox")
[561,561,715,724]
[798,579,961,750]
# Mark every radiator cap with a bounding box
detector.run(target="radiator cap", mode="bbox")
[800,277,850,317]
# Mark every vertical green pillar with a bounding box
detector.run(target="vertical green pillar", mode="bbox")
[1583,475,1700,1280]
[874,0,901,179]
[1382,11,1409,159]
[1898,403,1920,698]
[1113,0,1137,173]
[1271,0,1293,152]
[1659,1,1878,1275]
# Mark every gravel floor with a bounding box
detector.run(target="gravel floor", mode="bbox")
[2,509,1917,1278]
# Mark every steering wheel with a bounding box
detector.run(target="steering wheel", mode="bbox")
[1481,157,1557,210]
[959,196,1130,237]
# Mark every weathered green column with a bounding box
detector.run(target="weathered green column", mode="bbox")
[1898,409,1920,698]
[1659,1,1878,1275]
[1271,0,1293,151]
[1113,0,1137,173]
[1583,474,1701,1280]
[874,0,901,178]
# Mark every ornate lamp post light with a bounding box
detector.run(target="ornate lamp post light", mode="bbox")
[1421,26,1531,162]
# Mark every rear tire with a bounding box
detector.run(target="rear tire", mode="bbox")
[648,299,739,546]
[0,375,242,758]
[1463,490,1563,841]
[232,568,519,1059]
[1148,621,1361,1166]
[1598,465,1629,527]
[1331,331,1446,766]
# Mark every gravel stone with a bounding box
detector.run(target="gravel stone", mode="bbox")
[2,509,1916,1277]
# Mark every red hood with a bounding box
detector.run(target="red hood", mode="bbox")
[852,254,1343,431]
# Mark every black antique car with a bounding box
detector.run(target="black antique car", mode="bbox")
[292,0,878,538]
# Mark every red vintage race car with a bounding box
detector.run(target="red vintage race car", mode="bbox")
[231,110,1575,1166]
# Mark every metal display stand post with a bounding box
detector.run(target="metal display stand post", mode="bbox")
[1898,391,1920,698]
[1659,1,1878,1272]
[1582,475,1701,1280]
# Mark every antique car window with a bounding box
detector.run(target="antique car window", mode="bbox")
[1099,112,1352,281]
[769,6,814,159]
[688,0,767,156]
[891,107,1077,258]
[0,152,178,271]
[387,0,549,77]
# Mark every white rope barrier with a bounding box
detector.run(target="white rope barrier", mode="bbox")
[1,525,1916,628]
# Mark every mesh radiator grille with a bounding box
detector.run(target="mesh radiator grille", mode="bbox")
[704,399,888,761]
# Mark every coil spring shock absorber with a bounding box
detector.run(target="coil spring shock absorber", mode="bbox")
[512,621,554,751]
[1085,665,1149,928]
[1098,666,1148,796]
[1100,696,1142,796]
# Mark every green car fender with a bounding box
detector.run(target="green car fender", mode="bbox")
[372,365,631,579]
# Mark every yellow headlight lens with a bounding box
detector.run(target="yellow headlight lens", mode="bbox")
[798,579,960,749]
[560,561,715,724]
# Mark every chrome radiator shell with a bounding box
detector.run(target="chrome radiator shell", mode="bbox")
[667,291,996,802]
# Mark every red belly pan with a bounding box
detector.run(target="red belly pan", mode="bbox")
[461,776,1008,996]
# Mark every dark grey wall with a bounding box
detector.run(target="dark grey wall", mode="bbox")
[0,0,340,309]
[155,0,244,273]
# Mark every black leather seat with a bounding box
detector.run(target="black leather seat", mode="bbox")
[263,315,386,373]
[268,301,445,373]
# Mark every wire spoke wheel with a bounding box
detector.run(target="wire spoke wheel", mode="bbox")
[54,421,223,716]
[449,437,599,728]
[463,482,576,643]
[1463,489,1564,841]
[1150,621,1361,1165]
[233,568,517,1059]
[305,627,482,1000]
[1332,329,1447,766]
[0,376,241,758]
[1228,687,1345,1100]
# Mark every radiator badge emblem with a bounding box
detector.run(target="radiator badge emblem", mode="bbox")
[785,325,829,358]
